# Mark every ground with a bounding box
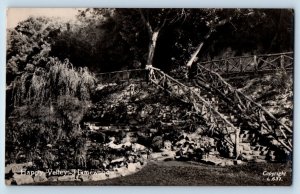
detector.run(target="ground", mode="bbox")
[35,161,292,186]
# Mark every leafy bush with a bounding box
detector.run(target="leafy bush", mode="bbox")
[6,58,96,164]
[12,57,96,107]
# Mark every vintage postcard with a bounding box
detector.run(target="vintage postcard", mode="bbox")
[5,8,293,186]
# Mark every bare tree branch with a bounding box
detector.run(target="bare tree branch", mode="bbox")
[139,9,153,35]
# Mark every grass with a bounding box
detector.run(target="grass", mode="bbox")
[35,160,292,186]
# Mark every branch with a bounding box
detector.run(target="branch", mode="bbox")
[159,17,167,31]
[139,9,153,35]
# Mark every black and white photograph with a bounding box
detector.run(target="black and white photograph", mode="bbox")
[5,8,294,186]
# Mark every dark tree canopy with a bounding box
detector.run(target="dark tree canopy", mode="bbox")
[7,8,294,83]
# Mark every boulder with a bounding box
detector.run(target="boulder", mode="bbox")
[57,175,76,182]
[47,176,58,182]
[115,166,129,176]
[132,143,146,151]
[152,136,163,151]
[33,171,47,183]
[78,174,90,182]
[88,173,107,181]
[161,151,176,158]
[234,160,243,165]
[106,171,119,179]
[13,174,34,185]
[241,154,254,161]
[5,162,33,174]
[127,163,137,172]
[5,179,13,185]
[163,140,172,150]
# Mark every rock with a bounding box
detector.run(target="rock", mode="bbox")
[201,157,223,165]
[241,154,254,161]
[149,128,158,133]
[152,136,163,151]
[257,155,267,160]
[5,162,33,174]
[234,160,243,165]
[33,171,47,182]
[132,143,146,151]
[219,162,226,167]
[135,162,142,170]
[163,140,172,150]
[252,151,261,156]
[161,150,176,158]
[141,154,148,160]
[150,152,163,159]
[106,171,119,179]
[241,150,252,155]
[225,160,234,166]
[239,143,251,151]
[5,179,13,185]
[115,166,129,176]
[13,174,34,185]
[89,173,107,181]
[127,163,137,172]
[47,176,58,182]
[111,157,125,163]
[78,174,90,182]
[254,159,268,163]
[175,139,186,146]
[57,175,76,181]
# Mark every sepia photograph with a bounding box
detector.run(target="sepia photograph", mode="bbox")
[5,8,294,186]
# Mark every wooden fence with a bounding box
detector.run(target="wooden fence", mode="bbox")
[195,65,292,151]
[198,52,293,75]
[96,69,148,83]
[147,66,240,151]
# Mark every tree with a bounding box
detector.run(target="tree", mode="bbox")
[131,9,189,66]
[185,9,294,67]
[6,16,65,84]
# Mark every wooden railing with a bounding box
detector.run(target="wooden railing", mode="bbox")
[194,65,292,151]
[94,53,293,153]
[147,66,240,152]
[96,69,148,83]
[198,52,293,75]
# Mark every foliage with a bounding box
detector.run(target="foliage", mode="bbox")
[6,16,64,84]
[7,9,293,80]
[12,57,96,107]
[5,8,294,167]
[7,57,96,164]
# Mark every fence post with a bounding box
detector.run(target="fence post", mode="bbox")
[280,54,285,70]
[235,127,241,159]
[239,58,243,73]
[254,55,258,72]
[226,59,229,73]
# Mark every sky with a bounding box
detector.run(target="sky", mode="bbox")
[6,8,81,29]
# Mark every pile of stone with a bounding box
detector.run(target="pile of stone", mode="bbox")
[5,159,146,185]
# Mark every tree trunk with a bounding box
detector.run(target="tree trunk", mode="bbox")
[186,18,231,68]
[186,42,204,67]
[186,29,213,68]
[147,31,159,66]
